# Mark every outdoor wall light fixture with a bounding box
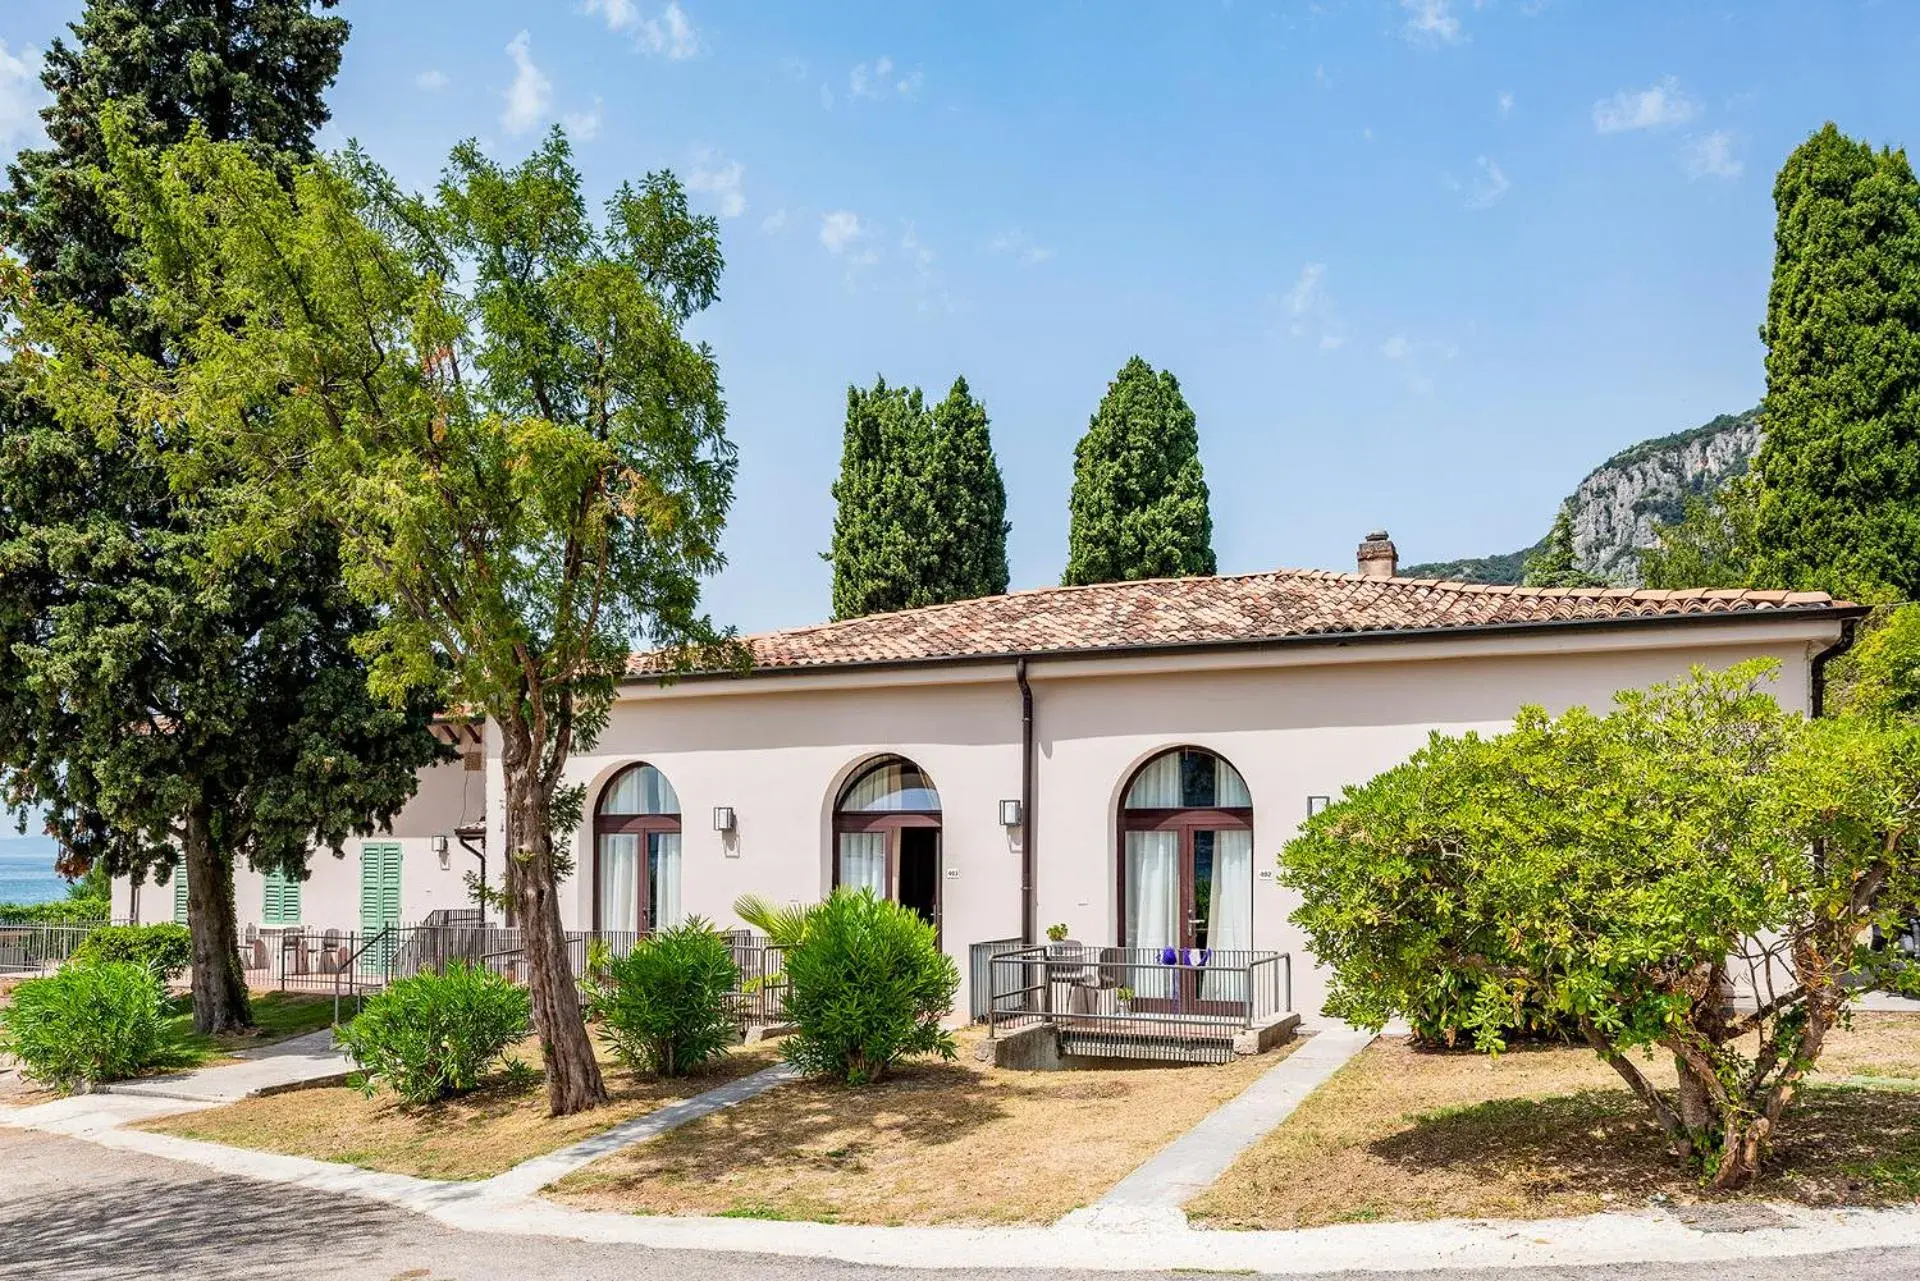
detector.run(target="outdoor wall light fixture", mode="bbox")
[713,806,736,833]
[1307,795,1331,817]
[999,799,1023,827]
[431,834,451,869]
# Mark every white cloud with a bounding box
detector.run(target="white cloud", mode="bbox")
[564,99,604,142]
[1279,262,1345,349]
[583,0,698,58]
[760,208,788,233]
[1378,333,1459,392]
[819,210,865,254]
[1684,130,1742,180]
[501,31,553,136]
[850,55,921,100]
[688,150,747,217]
[1465,155,1510,208]
[1592,77,1699,134]
[1401,0,1463,44]
[415,69,450,91]
[1380,334,1412,361]
[1497,90,1514,116]
[639,3,699,59]
[0,41,48,151]
[989,229,1053,266]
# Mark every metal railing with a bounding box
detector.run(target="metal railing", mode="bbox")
[985,944,1291,1065]
[968,936,1026,1021]
[0,920,112,975]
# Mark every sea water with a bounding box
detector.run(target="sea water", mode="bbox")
[0,840,65,905]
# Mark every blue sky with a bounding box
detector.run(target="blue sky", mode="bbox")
[4,1,1920,635]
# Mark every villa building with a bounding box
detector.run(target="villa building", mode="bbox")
[110,533,1863,1024]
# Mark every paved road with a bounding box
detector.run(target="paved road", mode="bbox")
[5,1129,1920,1281]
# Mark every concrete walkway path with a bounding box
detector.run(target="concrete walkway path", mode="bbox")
[1062,1024,1376,1231]
[103,1028,352,1103]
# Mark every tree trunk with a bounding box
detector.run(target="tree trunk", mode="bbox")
[184,803,252,1035]
[507,769,607,1117]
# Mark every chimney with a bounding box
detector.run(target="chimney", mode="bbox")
[1357,529,1398,579]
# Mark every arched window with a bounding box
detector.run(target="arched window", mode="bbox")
[595,763,682,935]
[1119,747,1253,982]
[833,756,942,934]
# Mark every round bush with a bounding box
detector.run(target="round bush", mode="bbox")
[591,917,739,1077]
[781,889,959,1084]
[335,962,531,1104]
[73,923,193,980]
[0,961,167,1090]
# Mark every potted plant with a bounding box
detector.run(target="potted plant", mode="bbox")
[1043,923,1084,1012]
[1114,985,1135,1015]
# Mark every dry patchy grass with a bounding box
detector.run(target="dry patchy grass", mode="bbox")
[548,1028,1294,1225]
[1190,1015,1920,1230]
[140,1035,781,1181]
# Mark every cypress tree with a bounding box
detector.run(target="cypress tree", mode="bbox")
[827,379,933,619]
[0,0,446,1034]
[1063,356,1216,586]
[925,376,1010,603]
[1751,123,1920,601]
[1522,506,1607,588]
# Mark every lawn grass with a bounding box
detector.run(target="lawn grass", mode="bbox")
[140,1035,782,1181]
[545,1028,1296,1226]
[1188,1013,1920,1230]
[158,992,339,1068]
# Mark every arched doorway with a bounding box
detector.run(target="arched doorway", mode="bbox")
[1118,747,1253,1002]
[833,756,942,935]
[595,762,682,935]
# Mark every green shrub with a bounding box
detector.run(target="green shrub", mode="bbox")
[0,961,167,1090]
[335,962,530,1104]
[591,918,739,1077]
[73,923,193,980]
[781,889,959,1084]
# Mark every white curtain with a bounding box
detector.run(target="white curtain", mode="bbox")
[601,765,679,816]
[1215,759,1251,807]
[651,832,683,929]
[841,761,939,813]
[599,834,641,934]
[1126,753,1183,808]
[1125,830,1180,997]
[837,831,888,895]
[1202,828,1253,1001]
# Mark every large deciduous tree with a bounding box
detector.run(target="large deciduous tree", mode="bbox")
[1280,662,1920,1189]
[1063,356,1214,586]
[1637,476,1759,591]
[826,375,1009,619]
[13,124,739,1114]
[1752,124,1920,602]
[0,0,446,1036]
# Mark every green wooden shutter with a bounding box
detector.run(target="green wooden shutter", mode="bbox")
[263,869,302,925]
[359,843,402,972]
[172,859,189,924]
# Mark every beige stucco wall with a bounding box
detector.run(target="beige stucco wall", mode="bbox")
[110,616,1841,1023]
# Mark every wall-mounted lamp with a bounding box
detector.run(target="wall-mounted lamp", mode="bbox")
[1306,795,1331,817]
[712,806,736,833]
[999,798,1023,827]
[431,834,450,869]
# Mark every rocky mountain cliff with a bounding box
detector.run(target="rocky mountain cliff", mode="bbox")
[1403,407,1762,585]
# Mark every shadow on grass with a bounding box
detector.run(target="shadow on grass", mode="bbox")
[1368,1080,1920,1205]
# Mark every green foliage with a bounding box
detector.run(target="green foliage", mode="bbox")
[1638,475,1759,590]
[1831,605,1920,722]
[336,963,531,1105]
[0,961,168,1090]
[1753,123,1920,602]
[590,918,739,1077]
[73,922,193,980]
[732,893,813,950]
[1280,661,1920,1186]
[1520,507,1606,587]
[1063,356,1216,586]
[0,0,443,1039]
[827,375,1009,620]
[0,864,112,923]
[781,889,959,1084]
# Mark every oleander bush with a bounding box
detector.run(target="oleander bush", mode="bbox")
[0,961,168,1090]
[335,962,530,1104]
[781,889,958,1084]
[72,922,193,980]
[591,918,739,1077]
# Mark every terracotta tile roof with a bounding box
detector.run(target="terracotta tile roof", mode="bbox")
[632,571,1852,676]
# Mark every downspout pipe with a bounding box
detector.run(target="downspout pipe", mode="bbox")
[456,828,488,930]
[1018,657,1036,945]
[1810,616,1860,719]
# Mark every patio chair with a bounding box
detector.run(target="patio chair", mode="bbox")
[319,928,344,974]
